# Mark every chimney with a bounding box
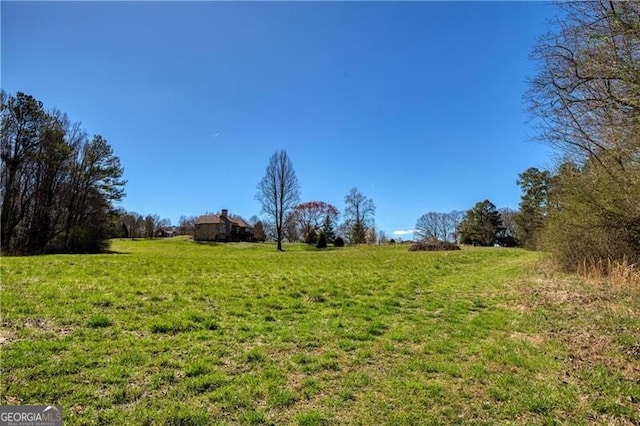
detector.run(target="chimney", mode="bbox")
[221,209,228,218]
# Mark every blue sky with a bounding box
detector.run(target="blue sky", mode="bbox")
[2,1,555,239]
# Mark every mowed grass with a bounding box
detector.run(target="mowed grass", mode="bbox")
[1,239,638,425]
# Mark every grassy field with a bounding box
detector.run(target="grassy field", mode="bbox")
[1,239,638,425]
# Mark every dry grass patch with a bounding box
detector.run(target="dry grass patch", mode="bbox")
[515,274,640,422]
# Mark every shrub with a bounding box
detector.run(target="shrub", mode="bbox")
[304,229,318,244]
[408,240,460,252]
[333,237,345,247]
[316,232,327,249]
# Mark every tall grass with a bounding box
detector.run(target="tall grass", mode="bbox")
[577,257,640,290]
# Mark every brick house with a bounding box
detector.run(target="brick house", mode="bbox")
[194,209,255,242]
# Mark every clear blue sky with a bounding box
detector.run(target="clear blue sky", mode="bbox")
[2,1,555,239]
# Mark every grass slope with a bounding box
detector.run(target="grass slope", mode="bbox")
[1,239,638,425]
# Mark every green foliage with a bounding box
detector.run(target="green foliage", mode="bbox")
[315,232,327,249]
[333,237,345,247]
[527,2,640,269]
[321,214,336,243]
[514,168,551,249]
[543,160,640,270]
[0,91,125,255]
[458,200,504,246]
[350,221,367,245]
[304,228,318,245]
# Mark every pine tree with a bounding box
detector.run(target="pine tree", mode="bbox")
[321,214,336,243]
[316,232,327,249]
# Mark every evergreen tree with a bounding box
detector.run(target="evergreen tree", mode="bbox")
[1,91,126,254]
[514,168,551,249]
[316,232,327,249]
[458,200,504,246]
[321,214,336,243]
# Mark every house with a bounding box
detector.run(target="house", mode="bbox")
[155,226,177,238]
[194,209,255,242]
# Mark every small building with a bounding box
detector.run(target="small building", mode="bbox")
[155,226,177,238]
[194,209,254,242]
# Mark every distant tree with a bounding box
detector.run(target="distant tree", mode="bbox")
[343,187,375,245]
[322,214,337,243]
[304,228,318,244]
[458,200,504,246]
[252,220,267,242]
[263,221,277,242]
[292,201,339,244]
[255,150,300,251]
[350,221,367,245]
[144,214,159,238]
[378,230,388,245]
[134,215,145,239]
[178,215,197,236]
[514,168,551,249]
[365,225,377,244]
[316,232,327,249]
[333,236,345,248]
[415,211,462,243]
[121,212,137,238]
[155,217,171,237]
[497,208,519,247]
[283,212,300,242]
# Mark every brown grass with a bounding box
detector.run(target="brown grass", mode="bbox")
[577,257,640,291]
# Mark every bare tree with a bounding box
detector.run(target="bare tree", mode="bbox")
[256,150,300,251]
[343,187,375,244]
[178,215,197,236]
[415,212,443,241]
[527,1,640,267]
[415,211,463,242]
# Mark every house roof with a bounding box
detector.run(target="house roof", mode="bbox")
[196,214,252,228]
[233,218,251,228]
[195,215,225,225]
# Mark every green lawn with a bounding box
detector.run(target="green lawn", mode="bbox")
[1,239,638,425]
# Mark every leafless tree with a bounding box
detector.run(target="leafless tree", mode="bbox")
[498,208,518,240]
[256,150,300,251]
[178,215,197,236]
[527,1,640,266]
[528,1,640,166]
[343,187,375,244]
[415,211,463,242]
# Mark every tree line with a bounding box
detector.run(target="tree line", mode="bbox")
[522,2,639,271]
[419,1,639,275]
[414,202,517,248]
[1,91,126,254]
